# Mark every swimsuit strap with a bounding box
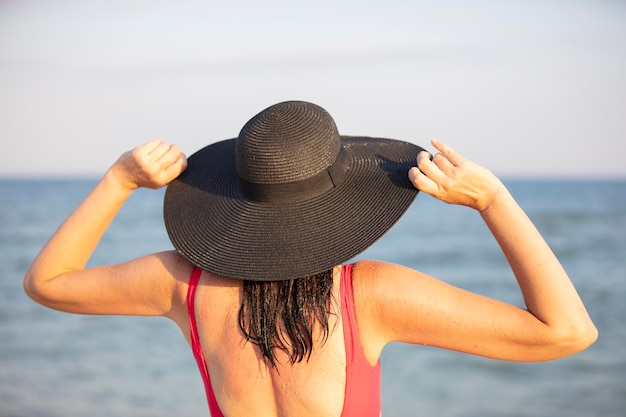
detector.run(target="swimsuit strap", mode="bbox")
[187,267,224,417]
[340,263,382,416]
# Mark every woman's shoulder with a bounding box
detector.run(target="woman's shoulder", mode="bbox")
[132,250,195,284]
[351,259,442,312]
[350,260,444,353]
[135,250,196,314]
[351,259,418,286]
[349,260,423,359]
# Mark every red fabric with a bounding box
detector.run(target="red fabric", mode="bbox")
[339,263,382,416]
[187,267,224,417]
[187,265,381,416]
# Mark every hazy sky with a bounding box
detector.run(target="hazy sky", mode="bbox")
[1,0,625,178]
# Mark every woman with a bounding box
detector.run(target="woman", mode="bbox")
[24,101,597,416]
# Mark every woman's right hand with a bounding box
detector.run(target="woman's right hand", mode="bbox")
[408,139,504,212]
[108,139,187,192]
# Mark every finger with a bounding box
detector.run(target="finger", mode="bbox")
[416,150,432,166]
[416,150,446,183]
[146,141,174,161]
[155,144,184,167]
[431,139,464,166]
[168,153,188,177]
[432,152,455,174]
[135,139,163,157]
[408,166,438,195]
[131,140,166,167]
[152,153,187,188]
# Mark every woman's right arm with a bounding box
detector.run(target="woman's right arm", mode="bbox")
[357,140,597,363]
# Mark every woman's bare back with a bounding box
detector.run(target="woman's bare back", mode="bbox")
[179,269,348,417]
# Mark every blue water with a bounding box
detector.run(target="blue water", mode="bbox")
[1,179,624,417]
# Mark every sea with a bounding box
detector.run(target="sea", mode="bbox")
[0,178,624,417]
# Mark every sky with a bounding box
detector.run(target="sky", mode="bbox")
[1,0,625,178]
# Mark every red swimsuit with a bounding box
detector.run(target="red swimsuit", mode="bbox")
[187,264,381,416]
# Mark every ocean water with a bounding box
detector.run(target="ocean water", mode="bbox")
[0,178,624,417]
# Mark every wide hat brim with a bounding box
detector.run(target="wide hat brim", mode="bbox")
[163,136,423,281]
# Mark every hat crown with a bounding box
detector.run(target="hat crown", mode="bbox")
[236,101,341,185]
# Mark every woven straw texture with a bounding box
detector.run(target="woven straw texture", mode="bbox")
[164,101,423,281]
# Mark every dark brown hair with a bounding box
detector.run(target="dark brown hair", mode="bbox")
[238,269,335,368]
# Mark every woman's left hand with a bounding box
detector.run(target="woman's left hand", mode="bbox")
[108,140,188,191]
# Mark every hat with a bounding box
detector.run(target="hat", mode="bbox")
[163,101,424,281]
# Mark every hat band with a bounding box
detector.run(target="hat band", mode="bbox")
[239,146,350,203]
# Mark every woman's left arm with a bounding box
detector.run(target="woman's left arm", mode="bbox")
[23,140,187,316]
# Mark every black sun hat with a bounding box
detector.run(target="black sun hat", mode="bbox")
[163,101,424,281]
